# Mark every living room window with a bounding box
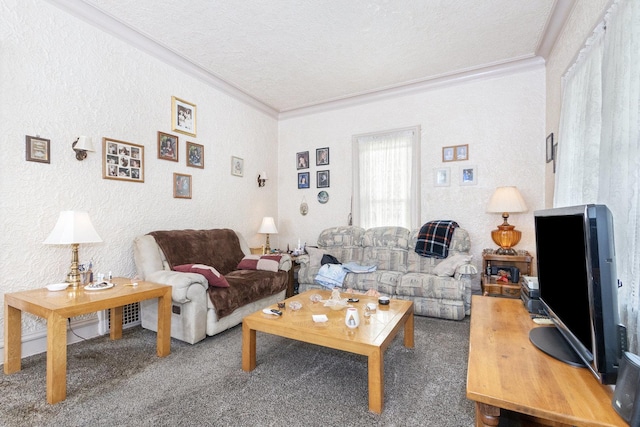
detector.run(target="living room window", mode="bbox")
[352,126,421,230]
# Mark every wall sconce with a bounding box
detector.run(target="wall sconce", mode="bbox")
[257,171,268,187]
[72,136,95,161]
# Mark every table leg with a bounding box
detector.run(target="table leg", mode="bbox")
[110,306,123,340]
[156,289,171,357]
[242,322,256,371]
[404,312,414,348]
[475,402,500,427]
[368,348,384,414]
[4,304,22,374]
[46,312,68,404]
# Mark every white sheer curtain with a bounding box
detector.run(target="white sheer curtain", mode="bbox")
[352,127,420,230]
[556,0,640,352]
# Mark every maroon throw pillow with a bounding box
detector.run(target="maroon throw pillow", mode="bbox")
[236,255,282,272]
[173,264,230,288]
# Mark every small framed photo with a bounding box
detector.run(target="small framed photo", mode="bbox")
[442,146,455,162]
[455,144,468,161]
[460,165,477,186]
[158,132,178,162]
[231,156,243,177]
[297,151,309,169]
[546,133,554,163]
[298,172,310,189]
[316,147,329,166]
[186,141,204,168]
[434,167,450,187]
[173,173,192,199]
[25,135,50,163]
[317,170,330,188]
[102,137,144,183]
[171,96,196,137]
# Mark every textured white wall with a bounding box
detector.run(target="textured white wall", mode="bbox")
[278,67,546,279]
[0,1,279,337]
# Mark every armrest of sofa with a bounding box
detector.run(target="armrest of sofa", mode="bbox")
[146,270,209,303]
[296,254,310,267]
[278,253,292,272]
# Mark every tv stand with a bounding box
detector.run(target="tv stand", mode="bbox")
[467,296,625,426]
[529,326,586,367]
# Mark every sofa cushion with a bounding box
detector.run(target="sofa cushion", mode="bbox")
[173,264,230,288]
[432,254,473,277]
[305,246,328,267]
[237,254,282,272]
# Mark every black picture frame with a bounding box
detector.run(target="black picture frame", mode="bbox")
[317,170,330,188]
[298,172,310,188]
[546,133,554,163]
[296,151,309,169]
[316,147,329,166]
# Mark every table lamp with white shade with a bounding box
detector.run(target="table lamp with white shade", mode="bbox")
[43,211,103,288]
[486,186,528,255]
[258,216,278,253]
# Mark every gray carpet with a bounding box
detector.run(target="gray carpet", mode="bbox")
[0,316,474,426]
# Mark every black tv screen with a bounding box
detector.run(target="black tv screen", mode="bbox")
[532,204,622,384]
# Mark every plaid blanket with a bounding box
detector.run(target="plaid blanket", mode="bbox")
[414,220,459,259]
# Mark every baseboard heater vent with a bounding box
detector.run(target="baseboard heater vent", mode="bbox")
[98,302,141,335]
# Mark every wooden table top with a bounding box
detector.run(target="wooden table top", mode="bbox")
[466,296,626,426]
[4,278,170,318]
[243,290,413,353]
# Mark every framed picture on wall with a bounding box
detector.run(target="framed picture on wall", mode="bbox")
[460,165,477,186]
[298,172,310,189]
[158,131,178,161]
[442,146,455,162]
[186,141,204,168]
[25,135,50,163]
[297,151,309,169]
[317,170,330,188]
[231,156,243,176]
[434,167,450,187]
[173,173,192,199]
[102,137,144,183]
[171,96,196,137]
[316,147,329,166]
[455,144,468,160]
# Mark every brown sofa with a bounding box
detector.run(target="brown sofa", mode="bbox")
[133,228,290,344]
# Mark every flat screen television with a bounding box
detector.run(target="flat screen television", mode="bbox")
[531,204,624,384]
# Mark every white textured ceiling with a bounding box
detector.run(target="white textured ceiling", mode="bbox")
[71,0,569,114]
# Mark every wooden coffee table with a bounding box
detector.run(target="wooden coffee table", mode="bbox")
[3,278,172,404]
[242,289,414,413]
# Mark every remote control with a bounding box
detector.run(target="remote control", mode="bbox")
[270,309,283,316]
[347,298,359,303]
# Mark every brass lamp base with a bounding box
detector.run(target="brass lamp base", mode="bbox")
[66,243,82,289]
[491,214,521,256]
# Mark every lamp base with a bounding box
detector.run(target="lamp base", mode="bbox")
[494,247,518,256]
[491,223,521,257]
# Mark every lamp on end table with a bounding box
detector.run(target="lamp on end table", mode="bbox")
[258,216,278,254]
[486,186,527,255]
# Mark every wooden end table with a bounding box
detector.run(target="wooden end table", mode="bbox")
[3,278,172,404]
[242,290,414,413]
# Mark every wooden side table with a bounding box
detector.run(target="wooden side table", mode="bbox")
[481,251,533,298]
[3,278,171,404]
[287,255,300,297]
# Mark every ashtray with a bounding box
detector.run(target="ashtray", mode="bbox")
[324,299,349,310]
[309,294,322,303]
[289,301,302,311]
[46,283,69,291]
[378,296,390,305]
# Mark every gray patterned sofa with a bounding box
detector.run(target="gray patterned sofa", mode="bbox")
[297,226,475,320]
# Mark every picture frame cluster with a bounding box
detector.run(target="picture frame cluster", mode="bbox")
[297,147,330,190]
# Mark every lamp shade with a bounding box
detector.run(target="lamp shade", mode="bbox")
[258,216,278,234]
[258,171,268,180]
[486,186,527,214]
[44,211,103,244]
[74,136,95,152]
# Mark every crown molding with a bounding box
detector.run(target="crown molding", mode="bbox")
[279,56,545,120]
[45,0,280,119]
[536,0,577,59]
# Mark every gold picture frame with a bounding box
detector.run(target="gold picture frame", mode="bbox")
[173,173,192,199]
[157,131,178,162]
[102,137,144,183]
[186,141,204,168]
[171,96,196,137]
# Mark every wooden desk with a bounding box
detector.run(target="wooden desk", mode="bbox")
[3,278,171,404]
[466,296,625,426]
